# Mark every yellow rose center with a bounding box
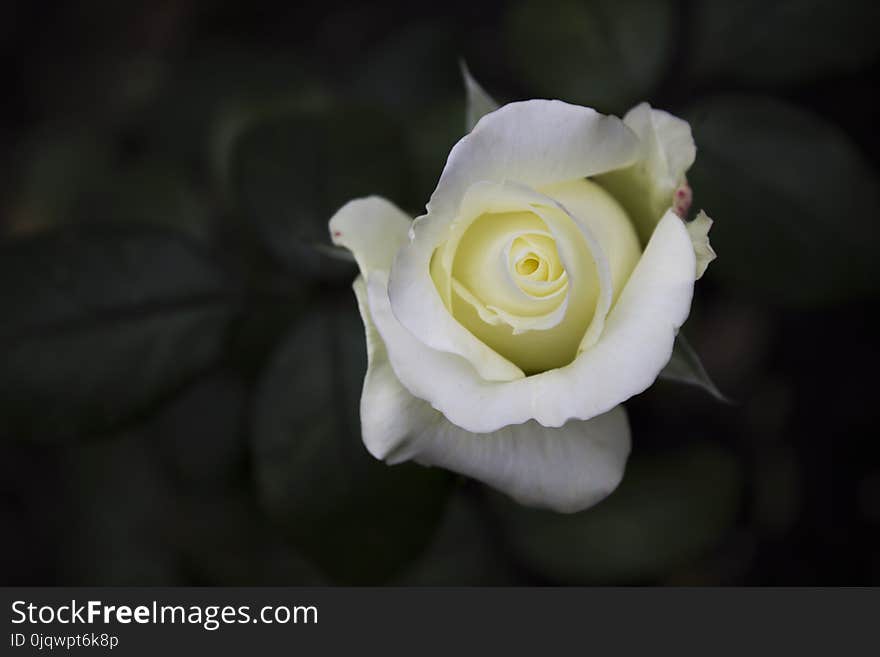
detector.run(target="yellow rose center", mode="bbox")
[431,178,641,375]
[516,255,539,276]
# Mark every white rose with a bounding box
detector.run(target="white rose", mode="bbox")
[329,99,715,512]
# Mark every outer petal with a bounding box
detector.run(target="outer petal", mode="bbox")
[428,99,640,221]
[354,276,631,513]
[353,276,434,462]
[374,211,695,433]
[329,196,413,274]
[629,103,696,186]
[686,210,717,279]
[594,103,697,244]
[409,408,631,513]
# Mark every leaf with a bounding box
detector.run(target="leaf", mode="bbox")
[142,47,323,169]
[351,22,460,117]
[55,371,321,585]
[404,100,465,206]
[57,429,182,584]
[172,486,326,586]
[489,444,742,583]
[5,128,114,236]
[230,105,412,280]
[7,131,211,241]
[251,299,452,583]
[223,274,308,382]
[686,96,880,306]
[504,0,673,113]
[394,489,517,585]
[0,224,240,442]
[660,334,728,402]
[72,159,213,240]
[152,373,248,492]
[54,423,322,585]
[689,0,880,84]
[461,61,499,132]
[147,370,324,584]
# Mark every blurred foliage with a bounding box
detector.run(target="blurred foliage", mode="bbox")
[686,95,880,306]
[0,224,240,441]
[689,0,880,84]
[504,0,673,114]
[229,104,413,278]
[251,301,452,583]
[394,490,519,585]
[59,430,183,585]
[1,0,879,585]
[490,444,742,583]
[660,334,728,401]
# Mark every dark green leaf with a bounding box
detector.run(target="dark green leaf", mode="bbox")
[223,274,308,381]
[230,105,412,279]
[56,423,321,585]
[72,160,213,240]
[686,96,880,306]
[172,486,325,586]
[0,225,240,442]
[142,47,323,169]
[504,0,672,113]
[351,22,460,116]
[394,490,517,585]
[152,373,248,492]
[689,0,880,84]
[7,131,212,240]
[404,100,464,208]
[251,299,451,583]
[6,128,114,236]
[58,430,181,584]
[660,334,729,402]
[490,444,742,583]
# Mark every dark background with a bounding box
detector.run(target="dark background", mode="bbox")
[1,0,878,585]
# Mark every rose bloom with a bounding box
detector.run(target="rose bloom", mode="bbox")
[329,100,715,512]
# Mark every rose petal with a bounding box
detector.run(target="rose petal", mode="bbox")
[352,275,435,462]
[429,99,640,221]
[686,210,717,279]
[373,211,695,433]
[388,101,639,382]
[392,180,618,379]
[329,196,413,274]
[409,406,630,513]
[594,103,696,243]
[539,179,641,306]
[354,276,630,513]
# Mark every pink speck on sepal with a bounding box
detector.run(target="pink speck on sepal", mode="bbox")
[673,181,693,218]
